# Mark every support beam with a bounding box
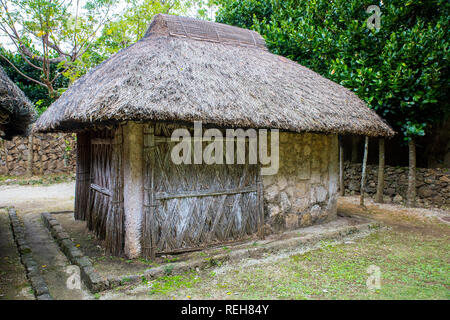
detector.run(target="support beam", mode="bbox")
[339,135,344,196]
[375,138,385,203]
[123,122,144,258]
[360,136,369,207]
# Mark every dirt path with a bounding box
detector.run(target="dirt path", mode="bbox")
[0,182,75,213]
[0,209,34,300]
[339,196,450,232]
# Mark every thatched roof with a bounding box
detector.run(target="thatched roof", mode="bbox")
[0,67,36,140]
[34,14,394,137]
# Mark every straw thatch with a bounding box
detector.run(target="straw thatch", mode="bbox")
[34,14,394,137]
[0,67,36,140]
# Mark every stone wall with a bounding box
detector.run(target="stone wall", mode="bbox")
[263,132,338,232]
[344,162,450,208]
[0,133,76,176]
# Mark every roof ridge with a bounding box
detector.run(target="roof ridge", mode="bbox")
[144,14,267,50]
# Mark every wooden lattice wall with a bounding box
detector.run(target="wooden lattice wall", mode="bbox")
[142,122,263,258]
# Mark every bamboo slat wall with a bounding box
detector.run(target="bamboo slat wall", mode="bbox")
[142,122,261,258]
[75,132,91,220]
[105,126,125,255]
[74,127,125,255]
[86,129,114,239]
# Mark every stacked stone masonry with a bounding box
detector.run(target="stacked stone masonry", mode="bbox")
[263,132,339,232]
[344,162,450,208]
[0,133,76,175]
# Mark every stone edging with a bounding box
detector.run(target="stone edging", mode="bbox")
[8,208,52,300]
[42,211,382,292]
[41,212,109,293]
[107,218,384,288]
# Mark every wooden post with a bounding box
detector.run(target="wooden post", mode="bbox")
[374,138,385,203]
[339,135,344,196]
[123,122,144,258]
[407,138,416,207]
[26,135,34,176]
[143,123,156,259]
[257,168,265,240]
[360,136,369,206]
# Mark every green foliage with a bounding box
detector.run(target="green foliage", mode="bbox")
[0,0,118,98]
[148,272,200,295]
[163,264,175,275]
[0,48,67,114]
[216,0,450,138]
[1,1,218,110]
[93,0,218,58]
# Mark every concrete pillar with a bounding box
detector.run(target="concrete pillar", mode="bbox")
[327,134,339,219]
[123,122,144,258]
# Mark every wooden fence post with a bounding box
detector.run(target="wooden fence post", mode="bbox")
[360,136,369,206]
[339,135,344,196]
[375,138,385,203]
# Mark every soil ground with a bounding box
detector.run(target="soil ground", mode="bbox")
[0,180,448,300]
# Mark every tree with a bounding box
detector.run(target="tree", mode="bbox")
[94,0,218,57]
[0,0,117,97]
[216,0,449,206]
[0,47,67,114]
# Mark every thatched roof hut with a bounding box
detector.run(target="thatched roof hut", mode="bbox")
[34,14,393,137]
[33,15,394,259]
[0,67,36,140]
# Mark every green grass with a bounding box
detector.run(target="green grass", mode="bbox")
[0,174,75,186]
[145,222,449,300]
[148,272,200,295]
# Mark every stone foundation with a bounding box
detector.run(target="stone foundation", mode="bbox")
[263,132,338,231]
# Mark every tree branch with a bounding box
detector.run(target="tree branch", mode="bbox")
[0,53,47,87]
[20,44,65,64]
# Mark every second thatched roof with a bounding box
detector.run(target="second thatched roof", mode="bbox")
[0,67,36,140]
[34,14,394,137]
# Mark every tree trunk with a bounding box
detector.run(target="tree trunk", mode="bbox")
[26,135,34,176]
[360,136,369,206]
[374,138,385,203]
[339,136,344,196]
[351,136,359,163]
[407,138,416,207]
